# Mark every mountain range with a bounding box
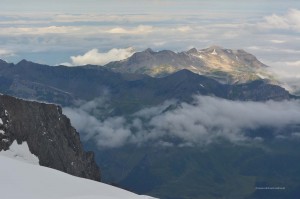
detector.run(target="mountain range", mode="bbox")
[0,47,299,199]
[0,58,293,113]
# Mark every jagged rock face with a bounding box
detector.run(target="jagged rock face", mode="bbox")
[0,94,100,181]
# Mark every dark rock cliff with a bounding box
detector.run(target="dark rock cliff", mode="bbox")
[0,94,100,181]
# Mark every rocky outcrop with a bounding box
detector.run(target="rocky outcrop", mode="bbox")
[0,94,100,181]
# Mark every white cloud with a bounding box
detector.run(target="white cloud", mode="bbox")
[0,26,80,35]
[1,9,300,69]
[259,9,300,32]
[64,96,300,148]
[266,60,300,93]
[267,60,300,78]
[0,48,14,57]
[270,39,286,44]
[106,25,193,35]
[176,26,192,32]
[107,25,154,34]
[70,47,135,66]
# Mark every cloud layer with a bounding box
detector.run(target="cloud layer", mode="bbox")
[70,47,135,66]
[1,7,300,67]
[1,5,300,92]
[63,96,300,148]
[259,9,300,32]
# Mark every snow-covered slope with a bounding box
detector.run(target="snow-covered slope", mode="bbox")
[0,141,39,165]
[0,153,155,199]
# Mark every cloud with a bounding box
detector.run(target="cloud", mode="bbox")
[259,9,300,32]
[267,60,300,79]
[70,47,135,66]
[266,60,300,93]
[2,8,300,72]
[0,48,14,57]
[107,25,154,34]
[63,96,300,148]
[0,26,80,35]
[270,39,286,44]
[106,25,193,35]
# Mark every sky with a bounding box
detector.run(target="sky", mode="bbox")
[1,0,300,81]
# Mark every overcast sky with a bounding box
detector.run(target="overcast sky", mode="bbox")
[1,0,300,79]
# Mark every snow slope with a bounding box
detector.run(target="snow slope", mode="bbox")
[0,141,39,165]
[0,144,155,199]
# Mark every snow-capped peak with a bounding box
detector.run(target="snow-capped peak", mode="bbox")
[211,49,218,55]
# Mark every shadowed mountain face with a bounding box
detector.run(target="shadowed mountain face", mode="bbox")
[105,46,273,84]
[0,94,100,181]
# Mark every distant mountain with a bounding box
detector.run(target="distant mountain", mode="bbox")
[0,94,100,181]
[105,46,274,84]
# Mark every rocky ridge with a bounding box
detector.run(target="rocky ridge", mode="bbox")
[0,94,100,181]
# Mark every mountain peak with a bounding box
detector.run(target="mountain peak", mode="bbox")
[0,59,8,65]
[105,46,272,83]
[144,48,154,53]
[187,48,198,54]
[17,59,32,65]
[204,45,224,53]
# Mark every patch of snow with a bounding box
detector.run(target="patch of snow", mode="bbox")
[5,110,8,116]
[0,118,3,125]
[190,66,197,70]
[211,49,218,55]
[42,132,47,135]
[256,73,267,79]
[199,84,205,88]
[0,155,157,199]
[235,56,239,61]
[2,138,9,142]
[198,55,204,59]
[0,140,39,165]
[0,130,5,135]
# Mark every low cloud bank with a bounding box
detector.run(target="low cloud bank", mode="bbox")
[70,47,135,66]
[63,96,300,148]
[266,60,300,94]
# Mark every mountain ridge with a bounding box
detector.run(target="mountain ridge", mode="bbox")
[0,59,293,108]
[104,46,273,84]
